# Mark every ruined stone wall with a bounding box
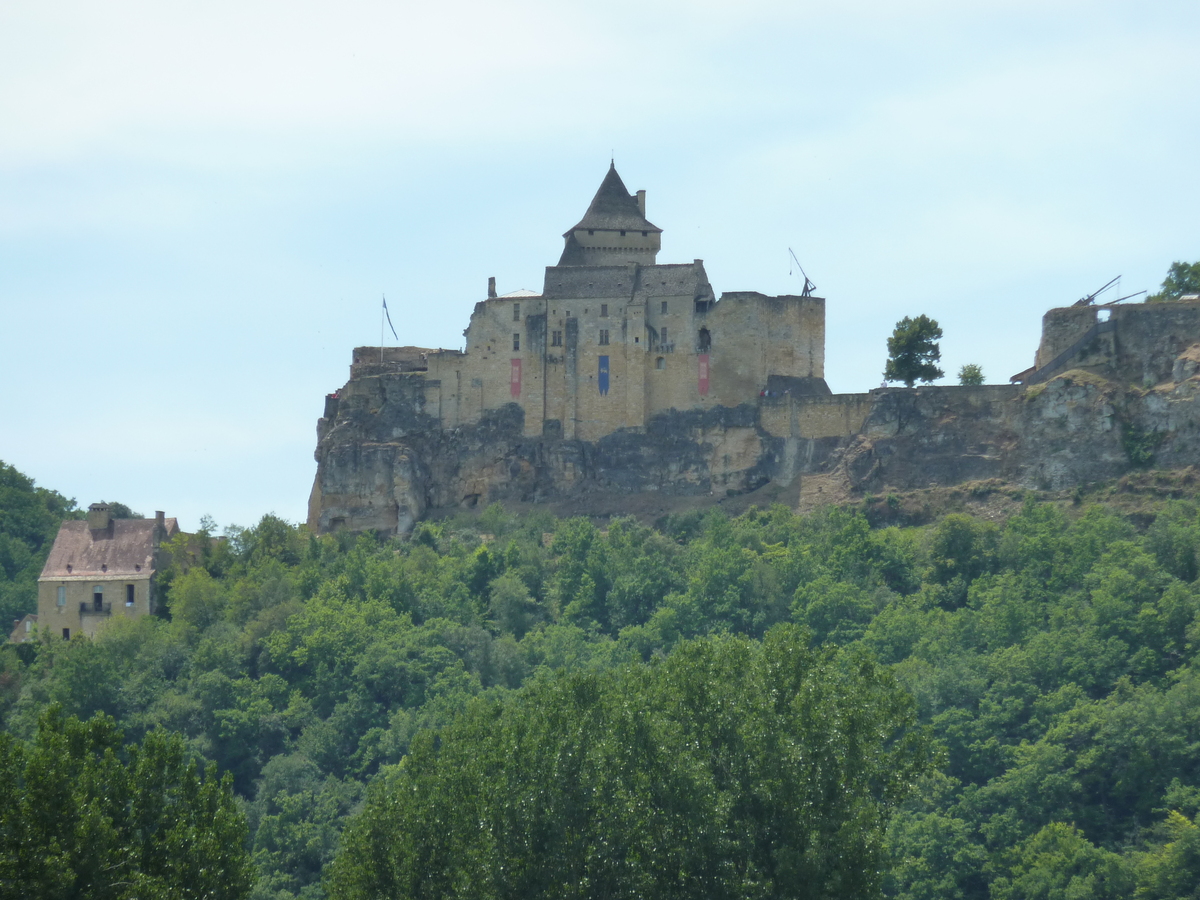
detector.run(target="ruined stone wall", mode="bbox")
[1034,300,1200,385]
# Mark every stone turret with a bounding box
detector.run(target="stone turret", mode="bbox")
[558,163,662,266]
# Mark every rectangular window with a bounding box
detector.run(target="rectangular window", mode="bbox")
[600,304,608,317]
[57,586,66,607]
[661,301,668,314]
[93,585,103,605]
[513,303,520,321]
[512,333,520,352]
[62,628,70,640]
[599,329,610,346]
[126,584,135,606]
[661,326,668,344]
[552,330,562,347]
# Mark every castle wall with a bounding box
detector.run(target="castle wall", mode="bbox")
[759,392,873,440]
[374,262,827,446]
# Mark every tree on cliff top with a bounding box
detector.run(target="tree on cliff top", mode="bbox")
[958,363,984,385]
[1148,261,1200,302]
[884,315,944,387]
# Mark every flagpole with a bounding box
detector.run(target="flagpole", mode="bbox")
[380,294,385,365]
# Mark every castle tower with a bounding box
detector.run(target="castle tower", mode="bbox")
[558,163,662,266]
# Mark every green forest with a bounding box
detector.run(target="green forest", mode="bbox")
[1,458,1199,898]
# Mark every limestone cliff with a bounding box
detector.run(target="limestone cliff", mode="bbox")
[310,353,1200,536]
[308,368,846,534]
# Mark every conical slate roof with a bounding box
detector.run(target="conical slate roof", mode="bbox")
[565,163,661,236]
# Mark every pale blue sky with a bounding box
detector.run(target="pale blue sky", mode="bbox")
[2,0,1197,530]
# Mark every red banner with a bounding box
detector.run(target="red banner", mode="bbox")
[698,354,709,396]
[511,358,522,398]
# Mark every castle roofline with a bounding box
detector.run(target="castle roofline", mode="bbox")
[564,163,661,236]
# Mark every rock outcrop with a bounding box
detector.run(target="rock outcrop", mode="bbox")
[309,360,1200,535]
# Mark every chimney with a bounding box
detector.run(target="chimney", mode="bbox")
[488,276,497,299]
[155,511,165,528]
[636,190,646,217]
[87,503,112,533]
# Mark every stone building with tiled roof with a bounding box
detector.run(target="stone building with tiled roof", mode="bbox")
[37,503,179,639]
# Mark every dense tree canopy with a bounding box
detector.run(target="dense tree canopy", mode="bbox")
[0,461,80,627]
[2,458,1200,898]
[326,626,934,900]
[884,315,944,387]
[0,706,252,899]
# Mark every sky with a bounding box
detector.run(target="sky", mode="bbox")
[2,0,1198,531]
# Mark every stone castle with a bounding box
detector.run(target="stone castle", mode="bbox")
[309,166,1200,535]
[344,163,828,444]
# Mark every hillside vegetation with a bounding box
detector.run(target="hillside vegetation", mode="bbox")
[2,462,1200,898]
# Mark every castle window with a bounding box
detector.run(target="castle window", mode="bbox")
[62,628,70,640]
[588,229,594,235]
[656,357,665,370]
[600,304,608,317]
[661,326,668,344]
[513,303,520,321]
[620,230,626,236]
[93,585,103,606]
[599,330,610,346]
[662,301,668,314]
[57,586,65,606]
[698,328,711,351]
[552,330,562,347]
[512,333,520,352]
[642,231,648,237]
[126,584,135,606]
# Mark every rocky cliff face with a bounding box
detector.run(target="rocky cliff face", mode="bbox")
[308,370,847,534]
[309,354,1200,535]
[838,367,1200,495]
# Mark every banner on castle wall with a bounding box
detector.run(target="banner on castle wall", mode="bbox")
[510,359,521,398]
[598,356,610,396]
[698,354,709,396]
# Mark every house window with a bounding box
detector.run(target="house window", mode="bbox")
[62,628,70,640]
[93,585,103,605]
[552,330,563,347]
[126,584,135,606]
[599,330,610,346]
[57,586,66,607]
[656,357,665,370]
[661,326,668,344]
[513,303,520,321]
[600,304,608,317]
[661,301,668,314]
[513,333,520,352]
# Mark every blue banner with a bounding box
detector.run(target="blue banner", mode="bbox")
[598,355,609,396]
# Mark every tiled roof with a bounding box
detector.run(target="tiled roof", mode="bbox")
[565,163,661,235]
[40,518,179,580]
